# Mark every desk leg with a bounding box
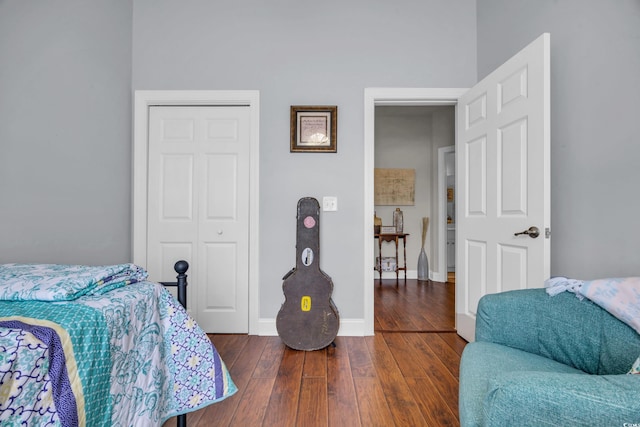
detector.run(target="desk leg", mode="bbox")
[394,236,399,285]
[378,238,383,282]
[402,236,407,283]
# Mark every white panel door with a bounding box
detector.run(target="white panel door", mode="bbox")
[456,33,550,341]
[148,106,250,333]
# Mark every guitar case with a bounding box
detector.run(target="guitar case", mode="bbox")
[276,197,339,350]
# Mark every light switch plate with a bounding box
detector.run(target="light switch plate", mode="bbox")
[322,196,338,211]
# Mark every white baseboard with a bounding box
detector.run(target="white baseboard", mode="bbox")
[258,317,369,336]
[376,269,445,281]
[431,271,446,282]
[377,269,417,280]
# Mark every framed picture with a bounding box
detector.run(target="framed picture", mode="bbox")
[374,168,415,205]
[290,105,337,153]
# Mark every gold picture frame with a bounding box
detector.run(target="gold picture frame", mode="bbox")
[290,105,337,153]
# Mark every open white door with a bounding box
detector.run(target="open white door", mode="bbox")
[456,33,551,342]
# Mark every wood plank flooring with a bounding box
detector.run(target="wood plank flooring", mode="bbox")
[164,279,466,426]
[374,278,456,332]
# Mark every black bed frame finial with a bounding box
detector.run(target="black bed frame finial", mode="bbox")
[174,260,189,310]
[160,260,189,310]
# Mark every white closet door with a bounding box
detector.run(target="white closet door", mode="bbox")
[148,105,250,333]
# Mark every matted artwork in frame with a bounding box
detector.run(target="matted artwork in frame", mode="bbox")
[290,105,337,153]
[374,168,415,205]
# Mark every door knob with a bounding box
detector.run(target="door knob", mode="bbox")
[514,226,539,238]
[217,230,223,235]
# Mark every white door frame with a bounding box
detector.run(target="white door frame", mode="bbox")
[133,90,260,335]
[437,145,455,283]
[364,88,467,335]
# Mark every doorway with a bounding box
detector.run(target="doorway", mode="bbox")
[374,105,455,284]
[363,88,467,335]
[438,145,456,285]
[373,104,456,333]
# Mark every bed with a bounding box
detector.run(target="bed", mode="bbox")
[0,260,236,426]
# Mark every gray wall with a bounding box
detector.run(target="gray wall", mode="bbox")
[0,1,133,265]
[477,0,640,278]
[4,0,635,323]
[0,1,477,323]
[131,0,477,319]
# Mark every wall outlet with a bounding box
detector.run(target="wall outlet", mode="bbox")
[322,196,338,211]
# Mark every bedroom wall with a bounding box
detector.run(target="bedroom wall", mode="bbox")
[0,1,133,265]
[3,0,635,329]
[477,0,640,278]
[131,0,477,321]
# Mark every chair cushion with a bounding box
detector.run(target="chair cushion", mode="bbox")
[459,341,584,427]
[461,341,640,427]
[484,371,640,426]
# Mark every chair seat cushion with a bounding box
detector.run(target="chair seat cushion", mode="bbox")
[459,341,584,427]
[460,341,640,426]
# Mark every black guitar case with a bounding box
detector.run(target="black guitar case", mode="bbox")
[276,197,340,350]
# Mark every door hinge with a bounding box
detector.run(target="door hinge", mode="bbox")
[545,227,551,238]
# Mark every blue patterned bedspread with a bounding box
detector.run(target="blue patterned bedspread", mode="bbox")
[0,264,237,426]
[0,263,148,301]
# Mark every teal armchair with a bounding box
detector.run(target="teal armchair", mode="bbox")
[459,288,640,426]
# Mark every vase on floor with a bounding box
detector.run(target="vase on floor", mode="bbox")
[417,217,429,281]
[417,248,429,281]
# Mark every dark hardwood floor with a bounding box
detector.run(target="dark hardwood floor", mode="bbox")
[375,278,456,332]
[164,279,465,426]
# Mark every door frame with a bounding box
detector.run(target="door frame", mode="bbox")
[363,88,466,335]
[437,145,455,283]
[133,90,260,334]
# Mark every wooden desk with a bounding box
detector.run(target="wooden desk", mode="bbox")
[374,233,409,284]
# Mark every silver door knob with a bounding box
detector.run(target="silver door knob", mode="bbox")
[514,226,539,238]
[217,230,223,235]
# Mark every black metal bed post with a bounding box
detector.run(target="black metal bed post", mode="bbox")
[160,260,189,427]
[174,260,188,427]
[174,260,189,310]
[159,260,189,309]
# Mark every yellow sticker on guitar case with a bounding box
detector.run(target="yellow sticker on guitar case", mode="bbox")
[301,296,311,311]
